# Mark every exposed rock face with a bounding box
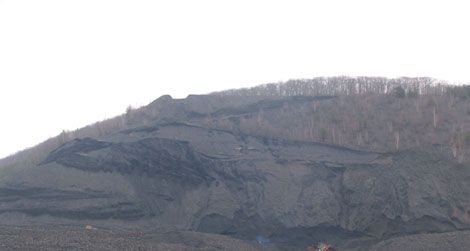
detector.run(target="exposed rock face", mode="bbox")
[1,92,470,250]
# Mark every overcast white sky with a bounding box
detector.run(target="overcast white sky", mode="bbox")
[0,0,469,159]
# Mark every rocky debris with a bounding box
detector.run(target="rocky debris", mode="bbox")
[370,230,470,251]
[307,243,336,251]
[85,225,97,230]
[0,225,260,251]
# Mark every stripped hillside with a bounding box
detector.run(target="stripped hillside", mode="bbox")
[2,77,469,171]
[0,77,469,250]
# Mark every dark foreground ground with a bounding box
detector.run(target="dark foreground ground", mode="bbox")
[1,225,470,251]
[369,230,470,251]
[0,225,261,251]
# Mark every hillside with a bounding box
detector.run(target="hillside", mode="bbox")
[0,77,470,250]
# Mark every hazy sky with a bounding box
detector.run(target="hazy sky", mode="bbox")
[1,0,469,159]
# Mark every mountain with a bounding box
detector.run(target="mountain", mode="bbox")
[0,77,470,250]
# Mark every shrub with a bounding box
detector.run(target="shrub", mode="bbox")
[393,86,406,98]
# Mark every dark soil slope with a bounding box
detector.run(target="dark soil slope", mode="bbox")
[1,77,470,250]
[1,122,469,250]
